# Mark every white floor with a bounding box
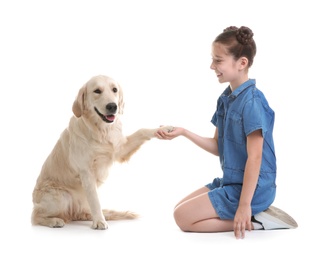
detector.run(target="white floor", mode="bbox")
[5,215,313,260]
[1,140,319,259]
[1,1,321,259]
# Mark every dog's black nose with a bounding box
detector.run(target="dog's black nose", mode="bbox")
[106,102,117,113]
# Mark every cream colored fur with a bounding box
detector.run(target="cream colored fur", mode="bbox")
[31,75,173,229]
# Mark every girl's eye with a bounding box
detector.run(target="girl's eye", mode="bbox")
[112,87,118,93]
[94,89,102,94]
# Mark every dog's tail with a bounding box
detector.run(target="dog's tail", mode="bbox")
[102,209,139,220]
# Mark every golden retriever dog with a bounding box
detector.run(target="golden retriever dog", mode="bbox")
[32,75,173,229]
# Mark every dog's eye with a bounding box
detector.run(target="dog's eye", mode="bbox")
[112,87,118,93]
[94,89,102,94]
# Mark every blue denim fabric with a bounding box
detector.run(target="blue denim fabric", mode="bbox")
[207,79,276,219]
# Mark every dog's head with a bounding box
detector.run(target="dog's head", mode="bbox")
[72,75,124,124]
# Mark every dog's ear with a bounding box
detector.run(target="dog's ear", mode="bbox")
[117,83,125,115]
[72,85,86,117]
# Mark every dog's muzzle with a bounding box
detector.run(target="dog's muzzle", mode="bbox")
[94,102,117,123]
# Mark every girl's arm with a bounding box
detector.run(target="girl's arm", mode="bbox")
[234,129,263,239]
[155,127,219,156]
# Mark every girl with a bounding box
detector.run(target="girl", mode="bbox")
[156,26,297,239]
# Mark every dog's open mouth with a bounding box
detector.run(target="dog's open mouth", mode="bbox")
[94,107,115,123]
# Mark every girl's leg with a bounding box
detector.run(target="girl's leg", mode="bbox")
[174,186,211,209]
[173,186,234,232]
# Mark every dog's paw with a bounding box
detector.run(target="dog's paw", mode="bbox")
[42,217,65,228]
[158,125,175,133]
[91,219,109,230]
[51,218,65,228]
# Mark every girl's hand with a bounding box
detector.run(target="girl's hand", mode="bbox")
[233,204,252,239]
[155,126,184,140]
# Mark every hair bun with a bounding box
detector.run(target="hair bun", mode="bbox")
[223,26,238,33]
[236,26,254,45]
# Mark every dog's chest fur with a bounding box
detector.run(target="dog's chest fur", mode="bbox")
[67,116,125,183]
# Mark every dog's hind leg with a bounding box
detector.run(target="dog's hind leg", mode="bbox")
[31,188,72,228]
[31,208,66,228]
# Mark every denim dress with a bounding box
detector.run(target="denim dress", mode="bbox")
[207,79,276,219]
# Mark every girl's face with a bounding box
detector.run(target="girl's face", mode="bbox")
[210,42,247,89]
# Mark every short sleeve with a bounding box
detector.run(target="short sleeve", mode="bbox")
[243,98,267,137]
[211,111,218,127]
[211,97,223,127]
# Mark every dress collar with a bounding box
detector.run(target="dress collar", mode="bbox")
[222,79,256,98]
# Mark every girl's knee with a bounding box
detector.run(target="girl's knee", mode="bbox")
[173,208,191,232]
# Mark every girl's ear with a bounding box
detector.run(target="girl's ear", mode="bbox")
[239,57,249,70]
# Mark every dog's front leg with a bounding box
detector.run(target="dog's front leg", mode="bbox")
[80,171,108,230]
[118,125,174,162]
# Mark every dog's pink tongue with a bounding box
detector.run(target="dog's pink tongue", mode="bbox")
[105,115,115,121]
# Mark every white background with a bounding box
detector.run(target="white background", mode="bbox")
[0,0,320,259]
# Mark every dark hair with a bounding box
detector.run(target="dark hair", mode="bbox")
[214,26,257,68]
